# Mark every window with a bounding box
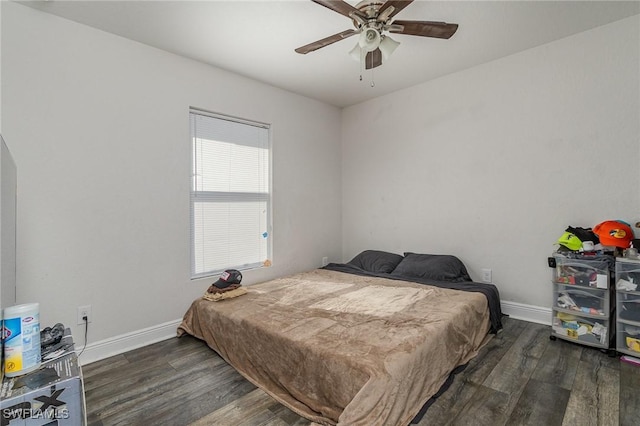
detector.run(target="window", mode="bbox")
[190,109,271,279]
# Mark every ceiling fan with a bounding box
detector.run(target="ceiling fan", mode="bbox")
[295,0,458,70]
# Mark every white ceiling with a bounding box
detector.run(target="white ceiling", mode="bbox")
[20,0,640,107]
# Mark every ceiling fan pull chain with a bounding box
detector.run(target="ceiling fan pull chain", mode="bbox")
[359,46,365,81]
[369,54,375,87]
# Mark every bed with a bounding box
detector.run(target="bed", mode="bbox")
[177,251,502,426]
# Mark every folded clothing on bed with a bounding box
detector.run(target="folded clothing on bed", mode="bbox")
[202,286,247,302]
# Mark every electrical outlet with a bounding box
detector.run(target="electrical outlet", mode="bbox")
[77,305,92,325]
[322,257,329,267]
[481,268,492,283]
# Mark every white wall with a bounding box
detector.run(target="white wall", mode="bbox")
[342,15,640,310]
[1,2,342,358]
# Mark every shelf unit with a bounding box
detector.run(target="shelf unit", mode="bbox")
[550,253,614,350]
[615,257,640,357]
[1,328,86,425]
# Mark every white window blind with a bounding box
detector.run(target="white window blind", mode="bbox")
[190,109,271,279]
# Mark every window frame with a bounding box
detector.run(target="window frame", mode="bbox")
[189,108,272,279]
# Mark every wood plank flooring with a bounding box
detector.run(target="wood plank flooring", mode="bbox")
[82,317,640,425]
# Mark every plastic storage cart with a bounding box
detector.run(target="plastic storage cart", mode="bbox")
[550,253,615,351]
[615,257,640,357]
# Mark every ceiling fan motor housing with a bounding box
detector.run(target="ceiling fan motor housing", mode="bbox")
[354,1,387,20]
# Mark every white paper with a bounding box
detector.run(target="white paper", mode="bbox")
[596,274,608,289]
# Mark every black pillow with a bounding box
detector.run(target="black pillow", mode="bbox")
[392,253,472,282]
[347,250,404,274]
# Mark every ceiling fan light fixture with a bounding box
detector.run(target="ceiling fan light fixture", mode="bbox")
[379,35,400,61]
[358,27,381,52]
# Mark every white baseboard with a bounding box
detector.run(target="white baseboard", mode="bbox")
[76,318,182,366]
[501,300,551,326]
[76,302,551,366]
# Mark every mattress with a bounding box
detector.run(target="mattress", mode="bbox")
[177,268,493,426]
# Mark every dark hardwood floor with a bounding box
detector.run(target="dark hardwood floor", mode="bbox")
[82,317,640,425]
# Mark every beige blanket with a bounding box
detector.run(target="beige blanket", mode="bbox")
[177,269,490,426]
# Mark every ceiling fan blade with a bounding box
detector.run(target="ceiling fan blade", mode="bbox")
[365,49,383,70]
[311,0,367,21]
[378,0,414,21]
[295,29,357,54]
[390,20,458,39]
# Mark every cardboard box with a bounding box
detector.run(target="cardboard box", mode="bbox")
[1,337,85,426]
